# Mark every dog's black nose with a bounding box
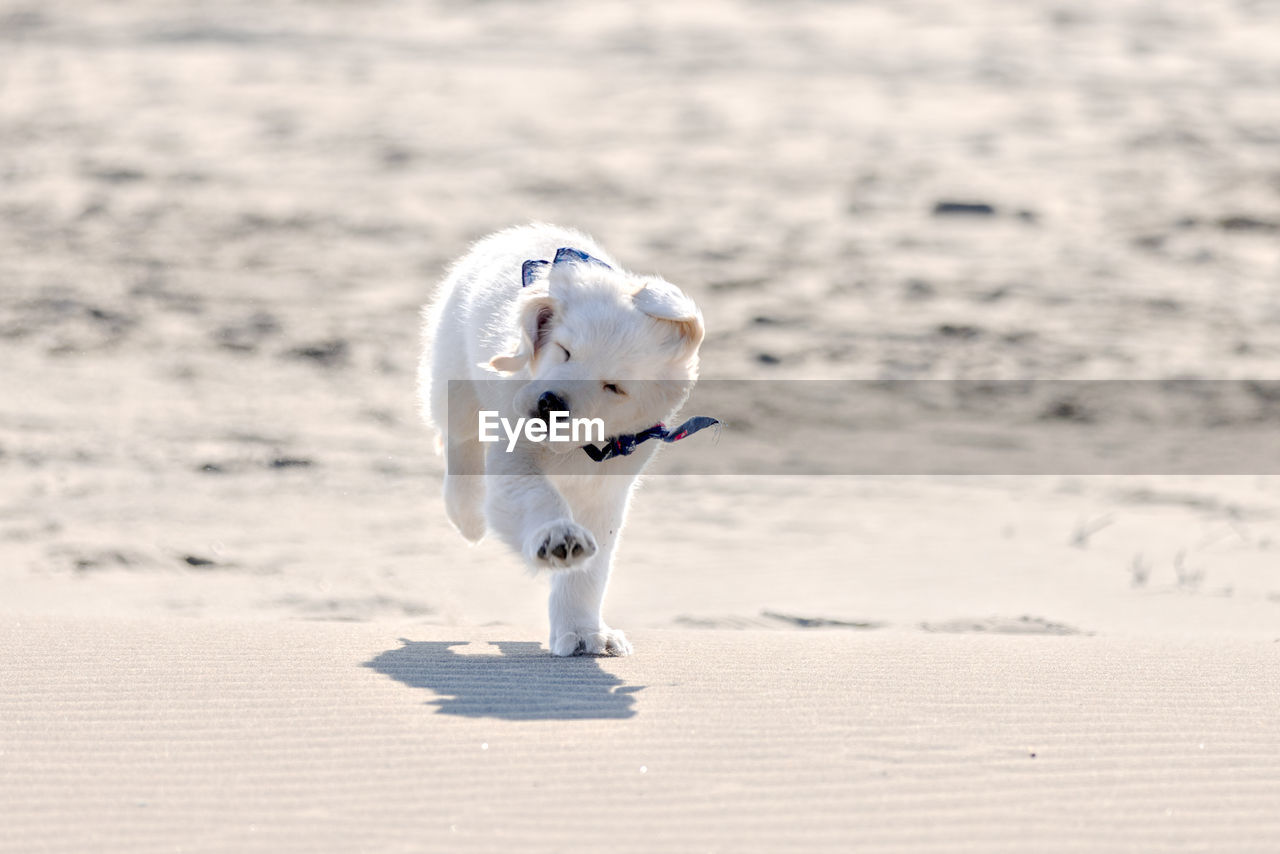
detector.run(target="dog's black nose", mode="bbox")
[535,390,569,422]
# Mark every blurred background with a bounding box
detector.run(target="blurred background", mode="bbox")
[2,0,1279,635]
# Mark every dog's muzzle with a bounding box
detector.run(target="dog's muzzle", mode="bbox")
[534,390,569,424]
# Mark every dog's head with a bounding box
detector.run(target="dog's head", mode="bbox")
[488,248,704,449]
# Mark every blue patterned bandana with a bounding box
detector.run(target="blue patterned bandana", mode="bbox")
[581,416,720,462]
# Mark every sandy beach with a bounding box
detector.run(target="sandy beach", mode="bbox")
[3,0,1280,849]
[5,618,1279,853]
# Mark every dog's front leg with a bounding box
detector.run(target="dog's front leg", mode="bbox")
[483,443,598,571]
[547,540,633,657]
[546,477,636,657]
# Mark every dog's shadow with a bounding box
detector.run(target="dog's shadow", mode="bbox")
[363,640,642,720]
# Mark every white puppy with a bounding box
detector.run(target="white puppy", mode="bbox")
[419,224,706,656]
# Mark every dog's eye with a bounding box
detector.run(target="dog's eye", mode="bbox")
[603,383,625,396]
[557,343,571,361]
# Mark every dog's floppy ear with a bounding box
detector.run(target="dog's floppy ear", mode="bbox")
[487,295,556,374]
[632,278,705,355]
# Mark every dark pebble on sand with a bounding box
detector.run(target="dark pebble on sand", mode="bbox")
[270,456,313,469]
[1041,399,1093,423]
[904,278,935,300]
[1217,215,1278,233]
[937,323,981,339]
[184,555,217,567]
[87,166,146,184]
[285,339,349,366]
[380,145,416,169]
[1245,381,1280,402]
[756,352,781,365]
[74,551,133,571]
[199,463,224,473]
[932,201,997,217]
[215,312,281,352]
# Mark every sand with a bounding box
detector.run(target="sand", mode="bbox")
[3,0,1280,849]
[4,1,1280,627]
[4,618,1279,853]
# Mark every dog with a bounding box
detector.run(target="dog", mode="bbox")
[419,224,706,656]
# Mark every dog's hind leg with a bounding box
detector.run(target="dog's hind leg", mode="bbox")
[444,451,486,542]
[440,385,487,542]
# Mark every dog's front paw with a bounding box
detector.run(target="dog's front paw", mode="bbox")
[551,626,633,657]
[525,520,597,570]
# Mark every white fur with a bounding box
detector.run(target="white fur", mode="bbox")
[419,224,704,656]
